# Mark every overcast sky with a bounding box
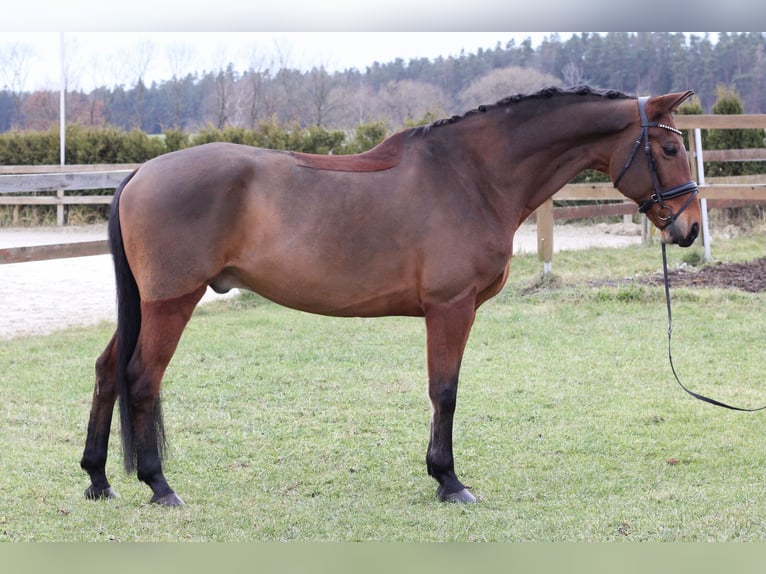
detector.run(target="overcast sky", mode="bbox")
[0,0,757,92]
[1,32,573,92]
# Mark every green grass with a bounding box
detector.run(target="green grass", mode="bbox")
[3,233,766,541]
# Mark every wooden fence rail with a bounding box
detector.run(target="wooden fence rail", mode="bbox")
[0,171,132,195]
[0,240,109,264]
[0,165,138,226]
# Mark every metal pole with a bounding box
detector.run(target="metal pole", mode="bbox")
[59,32,66,166]
[58,33,66,225]
[694,128,712,261]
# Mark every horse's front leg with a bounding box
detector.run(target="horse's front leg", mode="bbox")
[81,333,121,500]
[424,291,478,503]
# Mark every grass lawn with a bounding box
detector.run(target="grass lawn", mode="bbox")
[2,230,766,541]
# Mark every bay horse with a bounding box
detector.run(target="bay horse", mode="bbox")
[80,86,701,506]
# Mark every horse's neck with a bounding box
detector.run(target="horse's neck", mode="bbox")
[461,100,631,221]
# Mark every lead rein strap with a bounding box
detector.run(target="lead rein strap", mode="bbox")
[661,243,766,412]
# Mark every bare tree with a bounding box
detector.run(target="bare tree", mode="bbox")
[20,90,58,129]
[325,72,383,128]
[562,61,584,87]
[201,44,237,128]
[306,66,338,127]
[60,34,82,92]
[125,38,155,128]
[60,35,105,128]
[0,42,34,127]
[232,47,276,128]
[373,79,452,127]
[85,54,117,126]
[77,38,121,126]
[213,64,236,128]
[202,43,239,128]
[166,42,192,128]
[458,66,561,109]
[271,39,305,124]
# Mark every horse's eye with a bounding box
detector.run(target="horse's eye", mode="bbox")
[662,145,678,157]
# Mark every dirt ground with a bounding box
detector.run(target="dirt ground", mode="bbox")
[0,224,236,340]
[4,221,761,339]
[642,257,766,293]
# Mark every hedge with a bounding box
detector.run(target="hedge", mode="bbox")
[0,121,390,166]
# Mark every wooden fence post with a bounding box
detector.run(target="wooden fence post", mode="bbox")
[537,198,554,274]
[56,189,65,226]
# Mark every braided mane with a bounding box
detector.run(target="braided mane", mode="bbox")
[410,85,633,136]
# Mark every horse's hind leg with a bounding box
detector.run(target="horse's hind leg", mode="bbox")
[81,333,120,500]
[126,287,206,506]
[424,291,478,503]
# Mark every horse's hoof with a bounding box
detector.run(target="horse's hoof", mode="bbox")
[150,492,185,507]
[439,487,477,503]
[84,485,120,500]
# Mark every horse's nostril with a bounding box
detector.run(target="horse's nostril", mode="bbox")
[690,222,699,240]
[678,222,700,247]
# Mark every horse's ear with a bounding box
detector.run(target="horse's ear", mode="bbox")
[670,90,695,112]
[648,90,695,117]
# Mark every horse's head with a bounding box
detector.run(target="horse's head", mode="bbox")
[611,91,701,247]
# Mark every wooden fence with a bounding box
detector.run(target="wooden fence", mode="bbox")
[2,114,766,266]
[0,164,138,227]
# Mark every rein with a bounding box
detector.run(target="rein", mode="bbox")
[661,243,766,412]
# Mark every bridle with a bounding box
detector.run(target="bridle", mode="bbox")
[618,98,766,412]
[613,96,698,230]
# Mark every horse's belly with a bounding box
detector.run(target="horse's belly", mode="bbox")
[210,263,424,318]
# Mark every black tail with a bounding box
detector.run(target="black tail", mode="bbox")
[110,169,166,473]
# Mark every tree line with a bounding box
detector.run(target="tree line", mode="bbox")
[2,32,766,135]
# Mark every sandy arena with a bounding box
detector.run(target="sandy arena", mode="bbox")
[0,222,643,340]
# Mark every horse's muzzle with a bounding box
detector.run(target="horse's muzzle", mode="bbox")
[663,220,699,247]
